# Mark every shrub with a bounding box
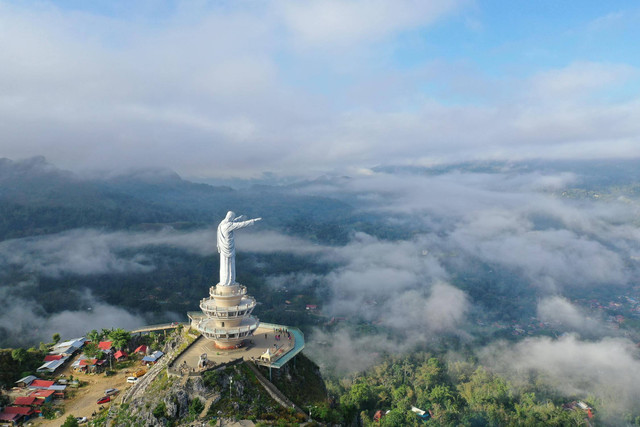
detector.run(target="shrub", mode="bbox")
[153,401,167,419]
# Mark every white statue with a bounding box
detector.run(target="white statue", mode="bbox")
[217,211,261,286]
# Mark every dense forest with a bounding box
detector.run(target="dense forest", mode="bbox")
[329,352,597,426]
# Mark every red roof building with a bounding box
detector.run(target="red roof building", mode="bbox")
[114,350,128,360]
[79,358,99,366]
[4,406,35,415]
[43,354,64,362]
[29,379,54,388]
[0,412,21,423]
[98,341,113,350]
[134,345,147,354]
[13,396,42,406]
[1,406,35,423]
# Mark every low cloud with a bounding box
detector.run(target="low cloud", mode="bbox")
[537,296,608,337]
[0,228,323,278]
[299,170,640,293]
[308,282,471,374]
[323,232,450,320]
[300,166,640,396]
[481,335,640,419]
[309,232,470,373]
[266,272,324,290]
[384,282,469,335]
[306,328,410,375]
[0,286,145,347]
[449,211,628,291]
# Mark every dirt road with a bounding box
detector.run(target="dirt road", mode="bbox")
[31,359,138,425]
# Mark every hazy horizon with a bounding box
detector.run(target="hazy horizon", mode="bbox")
[1,0,639,179]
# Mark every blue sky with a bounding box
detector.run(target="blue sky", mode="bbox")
[0,0,639,178]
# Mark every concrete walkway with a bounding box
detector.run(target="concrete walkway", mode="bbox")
[172,325,296,371]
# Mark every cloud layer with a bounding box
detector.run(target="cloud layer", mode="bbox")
[0,227,322,278]
[2,161,639,418]
[0,285,145,347]
[0,1,638,177]
[481,335,640,418]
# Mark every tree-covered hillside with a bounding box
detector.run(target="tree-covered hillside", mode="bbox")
[329,353,603,426]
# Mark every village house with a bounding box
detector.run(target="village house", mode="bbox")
[14,376,36,388]
[141,350,164,365]
[0,406,35,425]
[133,345,148,355]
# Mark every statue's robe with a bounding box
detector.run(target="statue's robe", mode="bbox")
[217,215,257,286]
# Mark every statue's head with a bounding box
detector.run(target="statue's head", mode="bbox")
[225,211,235,221]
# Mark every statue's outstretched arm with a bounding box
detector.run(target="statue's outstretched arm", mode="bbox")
[229,217,262,231]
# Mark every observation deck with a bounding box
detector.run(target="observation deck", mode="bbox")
[196,316,259,343]
[194,282,260,349]
[199,296,256,318]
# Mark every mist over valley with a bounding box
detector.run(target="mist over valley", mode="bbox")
[3,156,640,421]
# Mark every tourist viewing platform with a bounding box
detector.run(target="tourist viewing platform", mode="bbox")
[209,284,247,297]
[197,316,259,340]
[171,322,305,374]
[199,296,256,317]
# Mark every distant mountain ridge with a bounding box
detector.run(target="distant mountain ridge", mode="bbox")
[0,156,353,242]
[374,158,640,188]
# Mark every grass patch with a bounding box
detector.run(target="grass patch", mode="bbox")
[262,353,328,408]
[148,370,175,393]
[205,364,301,425]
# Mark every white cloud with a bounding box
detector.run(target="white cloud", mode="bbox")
[0,286,145,347]
[0,228,324,277]
[537,296,608,336]
[528,62,637,100]
[482,335,640,418]
[1,2,638,177]
[279,0,462,48]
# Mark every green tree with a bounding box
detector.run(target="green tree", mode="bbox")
[342,382,375,411]
[41,403,56,419]
[61,414,79,427]
[189,397,204,416]
[101,328,112,341]
[87,329,101,343]
[82,342,103,359]
[148,331,160,350]
[415,358,444,389]
[458,367,512,425]
[428,384,455,406]
[108,328,131,350]
[381,408,413,427]
[153,401,167,419]
[52,333,61,344]
[11,348,27,366]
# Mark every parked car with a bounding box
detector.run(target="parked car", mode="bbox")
[76,416,88,424]
[104,388,119,396]
[96,396,111,404]
[126,376,138,383]
[133,369,146,378]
